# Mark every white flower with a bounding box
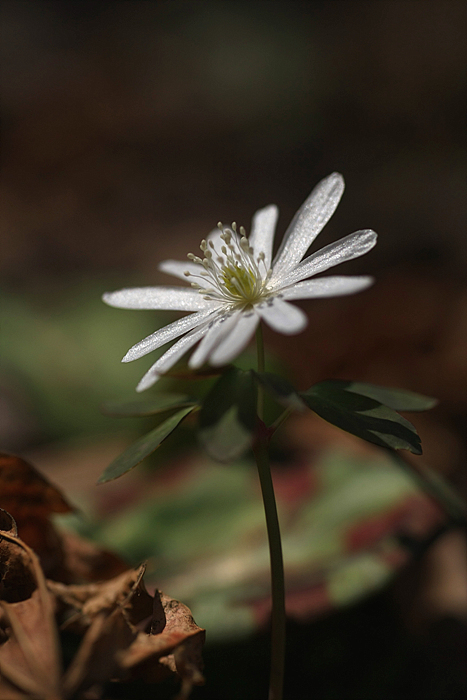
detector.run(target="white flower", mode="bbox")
[103,173,377,392]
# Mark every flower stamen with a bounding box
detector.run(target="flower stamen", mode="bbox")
[184,222,271,305]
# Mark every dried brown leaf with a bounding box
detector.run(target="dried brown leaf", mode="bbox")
[0,528,62,699]
[120,591,205,694]
[61,608,135,698]
[160,594,205,695]
[0,453,128,585]
[0,532,36,605]
[58,530,128,584]
[0,452,206,699]
[48,564,152,631]
[0,510,17,536]
[58,567,204,697]
[0,453,72,520]
[0,453,74,582]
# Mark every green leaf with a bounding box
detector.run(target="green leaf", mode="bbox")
[300,381,422,454]
[339,381,437,412]
[253,372,306,411]
[98,405,196,483]
[164,364,224,380]
[101,392,196,417]
[199,368,257,462]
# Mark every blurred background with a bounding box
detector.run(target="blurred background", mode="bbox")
[1,1,466,698]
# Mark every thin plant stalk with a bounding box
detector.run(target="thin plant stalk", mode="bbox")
[255,324,286,700]
[270,406,293,435]
[256,322,265,414]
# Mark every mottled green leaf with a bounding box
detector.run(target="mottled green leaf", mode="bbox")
[199,368,257,462]
[101,392,196,417]
[98,405,196,483]
[254,372,305,411]
[301,382,422,454]
[83,446,443,642]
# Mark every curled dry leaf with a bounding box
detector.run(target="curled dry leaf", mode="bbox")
[120,592,205,697]
[159,594,206,698]
[49,564,204,697]
[0,453,72,519]
[61,607,136,698]
[0,509,17,537]
[0,526,62,699]
[0,453,127,583]
[0,452,72,580]
[0,453,205,698]
[48,564,152,632]
[53,566,151,696]
[1,530,205,699]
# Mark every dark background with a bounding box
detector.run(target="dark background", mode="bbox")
[1,0,465,285]
[1,2,466,698]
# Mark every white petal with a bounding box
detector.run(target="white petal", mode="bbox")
[280,276,374,300]
[158,259,201,281]
[277,229,377,287]
[271,172,345,280]
[102,286,216,311]
[206,226,225,247]
[209,311,259,366]
[249,204,278,269]
[188,311,240,369]
[136,321,213,392]
[122,307,219,362]
[255,297,308,335]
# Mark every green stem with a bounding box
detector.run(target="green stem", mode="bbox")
[270,406,293,435]
[256,324,265,419]
[255,440,286,700]
[391,452,467,526]
[254,323,286,700]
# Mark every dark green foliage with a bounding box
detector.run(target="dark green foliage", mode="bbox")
[300,381,424,454]
[101,393,196,417]
[198,368,258,462]
[340,381,437,412]
[98,406,196,482]
[253,372,306,411]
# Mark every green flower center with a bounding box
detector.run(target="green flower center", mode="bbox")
[221,262,259,301]
[185,223,271,306]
